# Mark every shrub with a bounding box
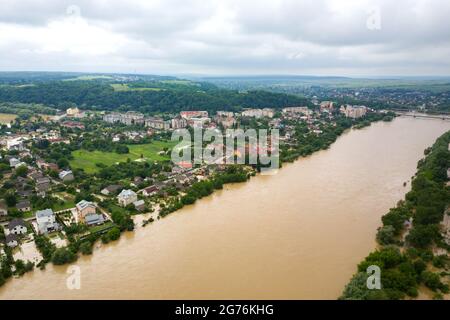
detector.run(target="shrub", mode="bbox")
[51,248,78,265]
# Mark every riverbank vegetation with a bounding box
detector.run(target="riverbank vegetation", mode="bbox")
[341,130,450,300]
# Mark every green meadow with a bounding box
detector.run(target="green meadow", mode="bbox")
[70,141,177,173]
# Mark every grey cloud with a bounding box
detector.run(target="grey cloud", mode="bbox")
[0,0,449,75]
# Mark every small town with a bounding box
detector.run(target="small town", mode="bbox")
[1,0,450,306]
[0,101,389,277]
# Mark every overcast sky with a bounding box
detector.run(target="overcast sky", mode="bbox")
[0,0,449,76]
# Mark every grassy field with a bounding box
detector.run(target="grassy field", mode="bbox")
[111,83,163,92]
[70,141,176,173]
[0,113,17,124]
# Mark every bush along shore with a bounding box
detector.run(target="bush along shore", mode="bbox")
[340,130,450,300]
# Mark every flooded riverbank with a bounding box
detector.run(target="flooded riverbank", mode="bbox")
[1,117,449,299]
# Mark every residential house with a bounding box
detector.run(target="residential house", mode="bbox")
[13,161,27,169]
[84,212,105,226]
[36,209,58,234]
[133,200,146,212]
[66,107,80,117]
[16,200,31,212]
[29,171,44,181]
[59,170,75,182]
[133,176,144,185]
[76,200,96,220]
[5,234,19,248]
[9,157,20,168]
[174,174,191,185]
[142,185,159,197]
[117,189,138,207]
[61,121,85,130]
[8,218,27,235]
[36,160,59,172]
[17,189,33,198]
[76,200,104,225]
[36,177,51,197]
[6,138,25,151]
[101,184,122,196]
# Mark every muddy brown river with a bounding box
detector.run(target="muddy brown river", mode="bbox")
[1,117,449,299]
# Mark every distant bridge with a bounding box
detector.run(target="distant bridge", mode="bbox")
[392,110,450,121]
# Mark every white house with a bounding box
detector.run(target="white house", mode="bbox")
[8,218,27,235]
[9,157,20,168]
[6,138,25,151]
[36,209,58,234]
[59,170,74,182]
[117,189,138,207]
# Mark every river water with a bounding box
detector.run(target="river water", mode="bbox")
[1,117,449,300]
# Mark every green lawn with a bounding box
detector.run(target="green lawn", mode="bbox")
[70,141,177,173]
[0,113,17,124]
[54,201,76,211]
[89,221,115,234]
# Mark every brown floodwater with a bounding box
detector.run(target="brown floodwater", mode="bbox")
[1,117,449,300]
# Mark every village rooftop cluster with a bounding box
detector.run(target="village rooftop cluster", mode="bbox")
[0,100,378,274]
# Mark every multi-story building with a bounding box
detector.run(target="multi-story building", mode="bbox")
[122,111,145,125]
[282,107,312,116]
[145,117,171,130]
[215,112,236,129]
[117,189,138,207]
[320,101,334,113]
[340,105,367,119]
[180,111,209,119]
[171,116,188,129]
[241,108,275,119]
[66,107,80,117]
[216,111,234,118]
[103,112,144,125]
[188,117,211,128]
[103,112,122,124]
[36,209,58,234]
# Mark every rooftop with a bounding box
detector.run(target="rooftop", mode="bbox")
[36,208,54,218]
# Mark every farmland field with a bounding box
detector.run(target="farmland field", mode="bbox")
[70,141,177,173]
[0,113,17,124]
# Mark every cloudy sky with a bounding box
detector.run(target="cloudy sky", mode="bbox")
[0,0,449,76]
